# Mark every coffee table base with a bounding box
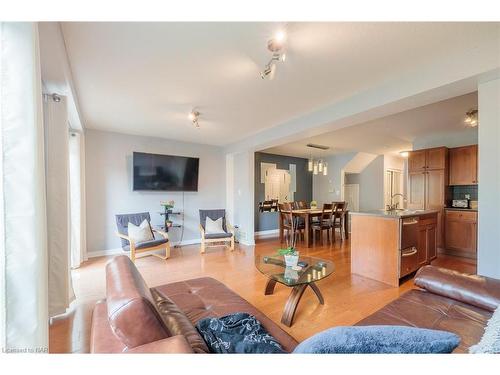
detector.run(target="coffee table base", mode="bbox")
[264,279,324,327]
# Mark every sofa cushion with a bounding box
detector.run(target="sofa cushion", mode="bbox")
[150,288,210,353]
[415,266,500,312]
[293,326,460,354]
[105,255,169,349]
[355,289,492,353]
[152,277,299,353]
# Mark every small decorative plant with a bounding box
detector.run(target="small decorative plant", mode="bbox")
[310,200,317,209]
[166,220,173,228]
[160,200,175,210]
[278,214,300,267]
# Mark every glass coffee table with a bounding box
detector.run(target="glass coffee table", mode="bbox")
[255,254,334,327]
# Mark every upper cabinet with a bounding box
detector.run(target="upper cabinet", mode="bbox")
[449,145,478,185]
[408,147,448,173]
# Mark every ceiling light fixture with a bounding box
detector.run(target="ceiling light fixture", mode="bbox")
[399,151,410,158]
[465,109,478,127]
[306,144,330,176]
[188,110,200,128]
[260,28,287,80]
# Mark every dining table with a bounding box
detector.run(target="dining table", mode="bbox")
[279,208,349,248]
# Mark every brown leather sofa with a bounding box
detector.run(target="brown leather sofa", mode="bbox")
[356,265,500,353]
[90,255,298,353]
[91,255,499,354]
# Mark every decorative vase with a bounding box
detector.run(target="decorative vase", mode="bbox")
[284,252,299,268]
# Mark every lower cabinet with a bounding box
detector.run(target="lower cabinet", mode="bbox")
[444,210,477,258]
[417,216,437,266]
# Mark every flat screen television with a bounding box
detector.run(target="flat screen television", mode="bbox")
[133,152,199,191]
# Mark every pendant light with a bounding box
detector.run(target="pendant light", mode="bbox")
[323,162,328,176]
[313,162,318,175]
[308,156,313,172]
[318,160,324,173]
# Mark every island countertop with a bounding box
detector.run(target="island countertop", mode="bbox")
[349,209,439,219]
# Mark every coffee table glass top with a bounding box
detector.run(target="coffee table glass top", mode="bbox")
[255,254,334,287]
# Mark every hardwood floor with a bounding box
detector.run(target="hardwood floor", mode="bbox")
[49,236,476,353]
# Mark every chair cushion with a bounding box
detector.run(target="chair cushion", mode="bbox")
[105,255,169,349]
[199,209,227,232]
[123,237,168,252]
[115,212,153,248]
[150,288,210,353]
[205,217,225,234]
[205,232,233,239]
[128,219,154,243]
[293,326,460,354]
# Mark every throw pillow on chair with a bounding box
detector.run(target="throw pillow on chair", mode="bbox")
[205,217,225,234]
[128,219,154,243]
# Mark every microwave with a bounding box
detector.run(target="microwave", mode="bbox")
[452,199,469,208]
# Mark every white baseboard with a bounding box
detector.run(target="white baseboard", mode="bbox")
[87,238,203,258]
[254,229,279,238]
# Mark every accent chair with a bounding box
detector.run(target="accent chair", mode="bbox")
[115,212,170,263]
[199,209,235,253]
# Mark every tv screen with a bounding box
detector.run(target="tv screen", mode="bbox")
[133,152,199,191]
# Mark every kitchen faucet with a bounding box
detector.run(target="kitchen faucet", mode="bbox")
[387,193,407,211]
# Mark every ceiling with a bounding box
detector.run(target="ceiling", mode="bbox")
[60,22,497,146]
[263,92,478,157]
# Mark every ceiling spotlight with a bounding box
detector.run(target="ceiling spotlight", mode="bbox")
[188,110,200,128]
[465,109,478,127]
[275,30,286,43]
[261,29,287,80]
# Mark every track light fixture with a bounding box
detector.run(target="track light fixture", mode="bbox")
[260,29,287,80]
[188,110,200,128]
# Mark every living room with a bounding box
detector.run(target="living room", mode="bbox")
[1,1,500,374]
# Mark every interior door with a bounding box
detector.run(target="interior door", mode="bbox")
[407,172,425,210]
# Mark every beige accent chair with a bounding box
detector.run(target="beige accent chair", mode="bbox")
[199,209,235,253]
[115,212,170,263]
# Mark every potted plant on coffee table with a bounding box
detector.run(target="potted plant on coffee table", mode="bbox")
[278,215,299,268]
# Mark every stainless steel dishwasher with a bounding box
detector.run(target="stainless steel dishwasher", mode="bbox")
[400,216,419,277]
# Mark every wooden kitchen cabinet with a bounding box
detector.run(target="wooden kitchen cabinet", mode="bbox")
[407,147,448,249]
[444,209,477,258]
[408,147,447,173]
[417,216,437,266]
[408,150,427,172]
[449,145,478,185]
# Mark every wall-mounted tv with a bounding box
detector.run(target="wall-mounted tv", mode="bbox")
[133,152,199,191]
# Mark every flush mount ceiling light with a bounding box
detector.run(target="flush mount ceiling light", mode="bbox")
[188,110,200,128]
[260,29,287,80]
[464,109,478,127]
[399,151,410,158]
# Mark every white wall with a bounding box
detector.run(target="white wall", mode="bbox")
[412,128,478,150]
[85,129,226,255]
[359,155,385,211]
[313,152,356,205]
[228,151,255,245]
[477,77,500,278]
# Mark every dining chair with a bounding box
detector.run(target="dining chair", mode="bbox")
[311,203,334,245]
[279,202,304,244]
[332,201,348,241]
[295,200,309,209]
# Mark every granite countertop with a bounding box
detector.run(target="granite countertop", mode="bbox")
[350,209,439,219]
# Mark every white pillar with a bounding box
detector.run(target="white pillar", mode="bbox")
[477,77,500,278]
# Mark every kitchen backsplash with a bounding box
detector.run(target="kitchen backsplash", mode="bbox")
[450,185,478,200]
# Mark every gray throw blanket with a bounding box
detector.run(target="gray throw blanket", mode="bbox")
[195,312,285,354]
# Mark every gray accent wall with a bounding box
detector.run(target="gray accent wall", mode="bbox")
[254,152,312,232]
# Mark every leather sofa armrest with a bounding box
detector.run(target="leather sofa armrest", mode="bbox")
[124,335,194,354]
[414,265,500,312]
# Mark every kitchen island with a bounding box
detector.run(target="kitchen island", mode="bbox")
[350,209,438,287]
